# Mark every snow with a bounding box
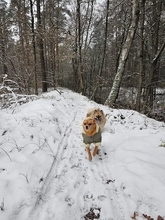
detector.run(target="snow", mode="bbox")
[0,88,165,220]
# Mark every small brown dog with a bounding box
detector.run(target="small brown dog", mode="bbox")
[82,117,102,161]
[86,108,106,131]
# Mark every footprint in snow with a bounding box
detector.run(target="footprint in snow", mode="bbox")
[97,195,106,201]
[74,181,80,189]
[82,173,89,184]
[65,196,74,206]
[83,192,95,201]
[98,149,108,160]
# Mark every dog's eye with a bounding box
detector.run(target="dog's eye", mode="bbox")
[84,123,86,126]
[88,123,91,126]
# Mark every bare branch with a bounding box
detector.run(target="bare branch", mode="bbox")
[152,41,165,64]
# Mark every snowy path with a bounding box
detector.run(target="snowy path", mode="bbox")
[26,99,129,220]
[1,89,165,220]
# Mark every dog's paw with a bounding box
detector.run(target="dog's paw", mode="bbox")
[88,154,92,161]
[93,146,98,157]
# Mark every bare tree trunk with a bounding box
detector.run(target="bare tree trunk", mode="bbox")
[56,0,60,84]
[48,0,56,89]
[144,0,163,111]
[30,0,38,95]
[90,0,109,101]
[99,0,109,79]
[72,7,79,92]
[83,0,94,94]
[72,0,83,93]
[105,0,139,107]
[84,0,94,54]
[98,0,109,101]
[135,0,145,112]
[37,0,47,93]
[77,0,84,94]
[0,18,7,77]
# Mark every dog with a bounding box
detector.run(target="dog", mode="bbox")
[86,108,106,131]
[82,117,102,161]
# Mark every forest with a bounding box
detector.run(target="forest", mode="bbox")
[0,0,165,120]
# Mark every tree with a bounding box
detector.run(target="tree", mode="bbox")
[144,0,165,112]
[135,0,146,112]
[30,0,38,95]
[91,0,110,102]
[76,0,83,93]
[105,0,140,107]
[0,0,7,81]
[36,0,47,93]
[1,0,164,121]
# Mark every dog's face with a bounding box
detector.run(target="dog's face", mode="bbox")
[92,109,104,122]
[83,117,96,136]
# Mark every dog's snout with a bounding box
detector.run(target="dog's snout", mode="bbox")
[95,115,101,121]
[83,121,93,131]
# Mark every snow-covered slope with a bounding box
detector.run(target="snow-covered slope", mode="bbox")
[0,88,165,220]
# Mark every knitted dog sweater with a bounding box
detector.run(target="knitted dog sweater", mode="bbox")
[82,124,101,147]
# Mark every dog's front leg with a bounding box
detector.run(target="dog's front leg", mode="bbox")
[93,146,98,156]
[86,147,92,161]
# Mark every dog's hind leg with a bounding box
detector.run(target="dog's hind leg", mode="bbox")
[86,147,92,161]
[93,146,98,157]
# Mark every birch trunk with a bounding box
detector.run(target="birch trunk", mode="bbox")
[30,0,38,95]
[105,0,139,106]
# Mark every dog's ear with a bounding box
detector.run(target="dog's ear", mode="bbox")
[86,113,90,117]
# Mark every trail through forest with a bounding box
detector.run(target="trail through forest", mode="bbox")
[0,89,165,220]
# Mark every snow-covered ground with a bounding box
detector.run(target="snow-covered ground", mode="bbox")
[0,88,165,220]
